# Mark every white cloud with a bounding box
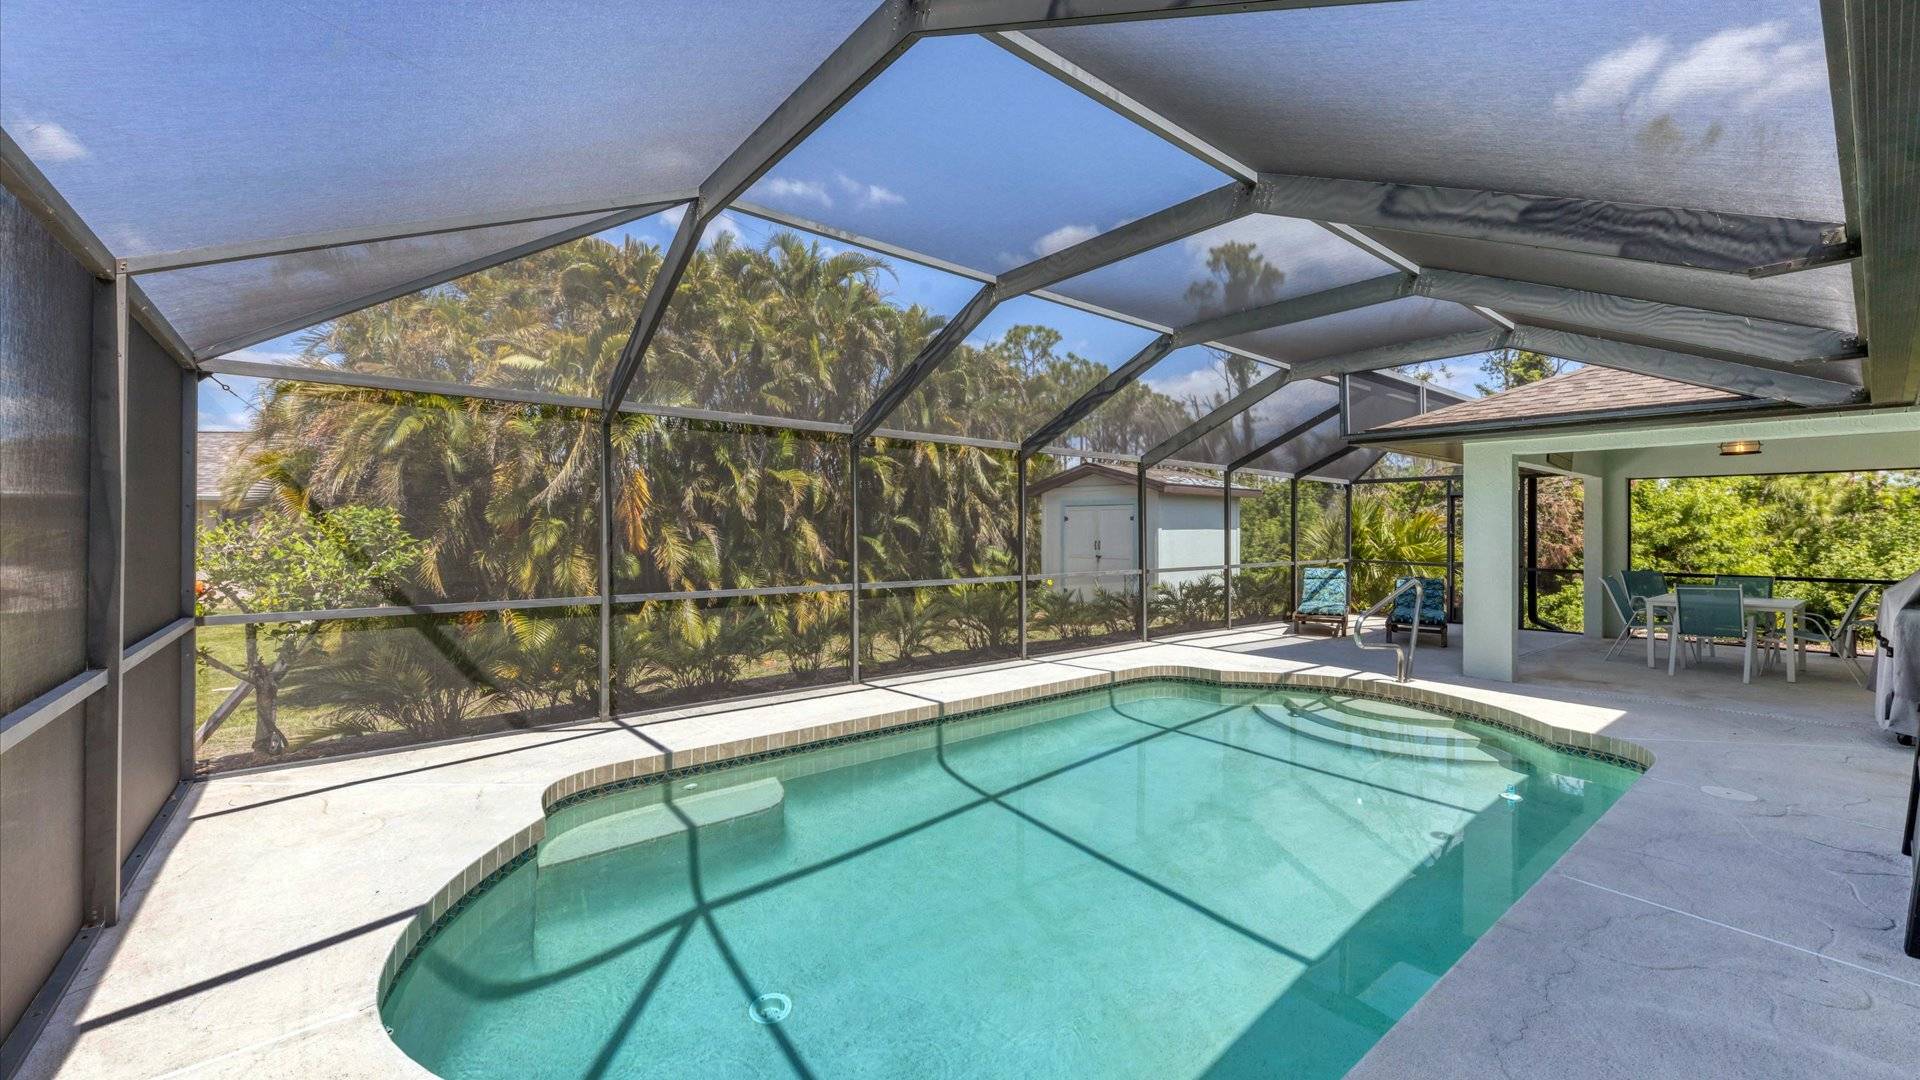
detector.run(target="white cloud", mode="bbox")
[701,213,744,247]
[833,173,905,209]
[659,203,686,228]
[1554,23,1823,115]
[20,119,87,162]
[1644,22,1823,111]
[762,175,834,209]
[1032,223,1098,258]
[1146,362,1235,406]
[224,346,302,364]
[1553,35,1668,112]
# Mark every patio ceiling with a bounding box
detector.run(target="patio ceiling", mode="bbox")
[3,0,1913,484]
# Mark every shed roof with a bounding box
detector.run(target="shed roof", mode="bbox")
[1028,461,1259,498]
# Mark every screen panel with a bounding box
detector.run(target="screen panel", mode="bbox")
[858,438,1018,584]
[201,214,685,398]
[2,1,878,255]
[857,582,1021,679]
[0,186,91,712]
[1031,0,1844,220]
[126,323,185,639]
[744,34,1229,274]
[880,295,1162,443]
[613,593,849,716]
[195,608,600,772]
[196,385,601,607]
[610,417,850,595]
[139,210,638,358]
[1183,377,1343,470]
[1051,345,1282,459]
[627,210,980,425]
[1223,296,1490,367]
[1047,213,1399,332]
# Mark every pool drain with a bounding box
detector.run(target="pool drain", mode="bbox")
[749,992,792,1025]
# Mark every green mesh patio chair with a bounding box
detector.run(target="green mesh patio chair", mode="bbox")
[1671,586,1754,680]
[1602,571,1654,661]
[1793,584,1879,686]
[1621,569,1668,603]
[1293,566,1349,637]
[1714,574,1774,598]
[1386,576,1447,647]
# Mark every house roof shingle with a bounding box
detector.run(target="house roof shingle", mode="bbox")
[1370,367,1746,434]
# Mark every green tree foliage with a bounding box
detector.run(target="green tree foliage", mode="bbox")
[196,506,420,752]
[1475,348,1564,396]
[1631,471,1920,617]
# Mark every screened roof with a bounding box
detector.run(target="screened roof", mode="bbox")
[6,0,1907,475]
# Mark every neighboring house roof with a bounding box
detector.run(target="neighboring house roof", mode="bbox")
[1027,461,1260,499]
[197,431,275,506]
[1367,367,1748,435]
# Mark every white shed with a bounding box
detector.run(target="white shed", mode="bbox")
[1029,463,1257,596]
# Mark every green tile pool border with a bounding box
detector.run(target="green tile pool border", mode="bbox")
[376,665,1652,1006]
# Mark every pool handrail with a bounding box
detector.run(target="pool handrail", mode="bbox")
[1353,578,1423,683]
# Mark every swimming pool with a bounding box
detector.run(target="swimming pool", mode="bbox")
[381,679,1639,1079]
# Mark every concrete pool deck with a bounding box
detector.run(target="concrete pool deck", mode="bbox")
[16,625,1920,1078]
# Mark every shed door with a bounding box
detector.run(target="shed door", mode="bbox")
[1062,503,1135,594]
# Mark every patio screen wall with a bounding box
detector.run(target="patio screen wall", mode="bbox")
[1627,469,1920,623]
[0,187,194,1049]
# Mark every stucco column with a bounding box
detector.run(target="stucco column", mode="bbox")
[1462,441,1519,681]
[1582,474,1607,638]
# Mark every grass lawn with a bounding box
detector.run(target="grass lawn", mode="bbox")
[194,623,334,764]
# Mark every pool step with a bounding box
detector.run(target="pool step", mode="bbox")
[1256,705,1503,765]
[1294,700,1478,746]
[538,778,785,869]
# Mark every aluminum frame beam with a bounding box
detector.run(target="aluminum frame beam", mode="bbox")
[603,202,704,410]
[1229,403,1342,471]
[853,284,998,438]
[1142,329,1504,467]
[612,0,1402,417]
[1253,172,1854,276]
[1020,335,1174,455]
[195,203,675,361]
[996,182,1254,297]
[1828,0,1920,404]
[2,130,197,371]
[1413,269,1863,365]
[1293,445,1361,482]
[118,194,694,276]
[1020,272,1413,458]
[83,273,128,927]
[1170,272,1413,347]
[1508,326,1865,406]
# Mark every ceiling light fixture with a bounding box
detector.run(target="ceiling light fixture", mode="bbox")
[1718,440,1762,457]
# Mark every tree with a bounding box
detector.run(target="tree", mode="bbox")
[196,506,420,753]
[1475,348,1565,396]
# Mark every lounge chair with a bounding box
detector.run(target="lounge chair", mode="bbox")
[1385,575,1447,647]
[1293,566,1349,637]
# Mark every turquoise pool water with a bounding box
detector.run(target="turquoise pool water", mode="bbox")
[382,681,1638,1079]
